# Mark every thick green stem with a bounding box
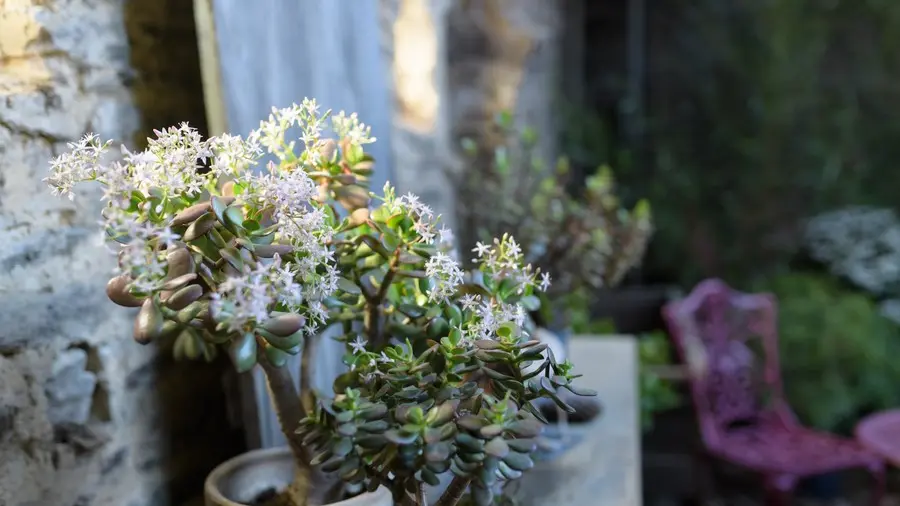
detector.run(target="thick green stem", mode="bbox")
[365,301,383,348]
[365,249,400,349]
[259,359,308,461]
[299,334,316,414]
[259,359,337,506]
[434,476,470,506]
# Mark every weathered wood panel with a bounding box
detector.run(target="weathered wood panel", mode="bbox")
[209,0,394,191]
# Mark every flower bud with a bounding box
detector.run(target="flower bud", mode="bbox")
[319,139,337,163]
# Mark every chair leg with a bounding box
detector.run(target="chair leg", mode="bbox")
[692,450,717,505]
[869,461,886,506]
[763,474,797,506]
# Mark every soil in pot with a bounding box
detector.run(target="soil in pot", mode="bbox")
[250,488,293,506]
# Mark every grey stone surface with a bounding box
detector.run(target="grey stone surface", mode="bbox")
[0,2,239,505]
[513,336,642,506]
[45,348,98,427]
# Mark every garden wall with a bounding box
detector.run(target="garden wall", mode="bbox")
[0,1,241,505]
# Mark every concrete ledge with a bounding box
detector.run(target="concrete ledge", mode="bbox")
[513,336,641,506]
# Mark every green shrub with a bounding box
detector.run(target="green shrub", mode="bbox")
[565,1,900,286]
[637,331,682,432]
[758,272,900,433]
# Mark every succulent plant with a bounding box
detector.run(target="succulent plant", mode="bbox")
[46,100,594,506]
[454,112,653,304]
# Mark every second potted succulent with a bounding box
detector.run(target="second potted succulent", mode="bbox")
[46,100,595,506]
[454,113,653,422]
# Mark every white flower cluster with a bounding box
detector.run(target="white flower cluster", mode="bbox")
[105,204,180,294]
[424,251,464,303]
[248,99,325,162]
[241,161,331,253]
[331,111,376,146]
[208,133,263,178]
[46,134,110,200]
[212,255,303,333]
[473,235,550,294]
[47,124,215,205]
[137,123,213,196]
[805,207,900,294]
[46,98,368,338]
[384,182,438,246]
[458,294,527,342]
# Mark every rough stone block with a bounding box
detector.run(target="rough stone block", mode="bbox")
[45,348,98,427]
[0,1,236,505]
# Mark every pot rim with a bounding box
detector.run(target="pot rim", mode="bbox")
[205,446,392,506]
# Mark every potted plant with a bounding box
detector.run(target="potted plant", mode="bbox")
[46,100,595,506]
[453,113,652,421]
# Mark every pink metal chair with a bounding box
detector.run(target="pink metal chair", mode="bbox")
[662,279,885,505]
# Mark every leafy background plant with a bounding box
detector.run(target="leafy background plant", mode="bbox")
[568,0,900,287]
[754,272,900,434]
[454,113,652,312]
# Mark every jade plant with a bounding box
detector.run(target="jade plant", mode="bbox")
[454,113,653,323]
[46,99,595,506]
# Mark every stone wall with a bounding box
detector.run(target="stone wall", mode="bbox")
[0,1,241,505]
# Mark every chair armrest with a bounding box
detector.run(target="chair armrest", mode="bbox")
[771,398,800,428]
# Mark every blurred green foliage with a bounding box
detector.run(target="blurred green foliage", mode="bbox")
[636,331,683,432]
[566,0,900,286]
[456,112,652,301]
[757,272,900,433]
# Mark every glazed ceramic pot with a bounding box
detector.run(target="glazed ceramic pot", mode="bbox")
[204,447,393,506]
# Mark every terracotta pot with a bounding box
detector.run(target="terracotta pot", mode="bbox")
[204,447,393,506]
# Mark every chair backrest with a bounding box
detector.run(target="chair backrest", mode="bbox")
[663,279,782,445]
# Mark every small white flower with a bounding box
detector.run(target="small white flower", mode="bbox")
[349,335,368,355]
[459,294,479,311]
[505,237,522,258]
[378,352,392,364]
[332,110,376,145]
[438,226,454,246]
[424,252,463,303]
[539,272,552,292]
[472,242,491,258]
[45,133,111,199]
